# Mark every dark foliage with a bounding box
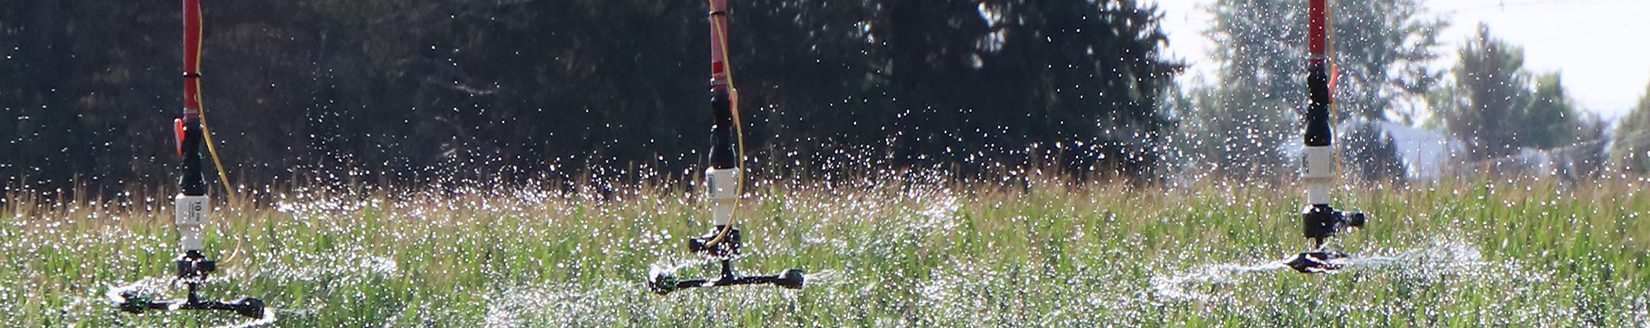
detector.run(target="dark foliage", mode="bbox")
[1,0,1179,196]
[1341,121,1406,184]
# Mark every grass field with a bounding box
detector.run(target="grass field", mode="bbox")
[3,174,1648,326]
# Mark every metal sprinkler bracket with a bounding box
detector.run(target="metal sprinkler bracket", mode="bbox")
[650,224,805,294]
[648,32,804,293]
[115,115,266,318]
[117,250,265,319]
[1286,204,1367,273]
[114,0,265,318]
[1284,0,1370,274]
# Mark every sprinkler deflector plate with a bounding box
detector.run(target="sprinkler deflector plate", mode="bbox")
[650,267,804,295]
[1286,250,1348,273]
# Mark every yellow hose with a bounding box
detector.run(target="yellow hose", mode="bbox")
[187,4,234,202]
[702,0,745,248]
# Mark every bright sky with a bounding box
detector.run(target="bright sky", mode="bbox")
[1151,0,1650,122]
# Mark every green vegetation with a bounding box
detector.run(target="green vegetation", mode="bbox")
[1433,25,1600,162]
[4,176,1648,326]
[1613,82,1650,173]
[1180,0,1442,180]
[1,0,1182,192]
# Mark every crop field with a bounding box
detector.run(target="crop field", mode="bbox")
[3,175,1649,326]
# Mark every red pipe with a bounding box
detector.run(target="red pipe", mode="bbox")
[1308,0,1327,65]
[709,0,730,93]
[182,0,202,115]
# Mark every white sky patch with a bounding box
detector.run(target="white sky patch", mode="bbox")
[1149,0,1650,122]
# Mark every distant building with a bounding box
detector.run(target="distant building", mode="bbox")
[1378,122,1457,181]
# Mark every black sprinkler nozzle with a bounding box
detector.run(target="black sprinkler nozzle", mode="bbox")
[1302,204,1366,247]
[772,268,806,289]
[176,250,216,281]
[688,225,741,258]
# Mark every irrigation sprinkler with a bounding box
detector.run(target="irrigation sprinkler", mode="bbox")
[650,221,807,291]
[648,0,804,295]
[113,0,266,318]
[1284,0,1369,273]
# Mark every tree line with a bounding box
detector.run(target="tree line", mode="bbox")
[3,0,1649,198]
[2,0,1179,196]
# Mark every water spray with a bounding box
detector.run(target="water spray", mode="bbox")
[1284,0,1369,273]
[648,0,804,294]
[113,0,267,318]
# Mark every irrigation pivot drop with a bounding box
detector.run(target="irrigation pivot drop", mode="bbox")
[1284,0,1368,273]
[110,0,268,320]
[647,0,806,294]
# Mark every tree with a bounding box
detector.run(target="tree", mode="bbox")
[1523,73,1583,149]
[1434,25,1584,162]
[1611,81,1650,174]
[1343,121,1406,184]
[1192,0,1308,179]
[1327,0,1444,183]
[1,2,174,197]
[1560,112,1608,180]
[861,0,1182,180]
[1,0,1188,194]
[1326,0,1447,125]
[1436,25,1530,161]
[1192,0,1441,180]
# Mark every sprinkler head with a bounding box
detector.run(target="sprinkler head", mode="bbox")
[1286,250,1348,273]
[1345,211,1366,228]
[648,270,680,295]
[176,256,216,281]
[1295,205,1365,274]
[773,269,805,290]
[112,290,265,319]
[1303,205,1366,242]
[117,292,152,314]
[226,297,266,319]
[688,226,741,258]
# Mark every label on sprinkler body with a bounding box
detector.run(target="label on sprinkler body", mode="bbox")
[1301,146,1334,180]
[176,195,209,226]
[175,195,209,251]
[705,168,738,226]
[706,168,738,201]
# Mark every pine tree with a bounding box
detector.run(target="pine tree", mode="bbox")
[1435,25,1585,164]
[1436,25,1533,161]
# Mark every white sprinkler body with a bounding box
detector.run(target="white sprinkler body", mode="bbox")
[175,194,209,252]
[1302,145,1334,205]
[706,167,739,226]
